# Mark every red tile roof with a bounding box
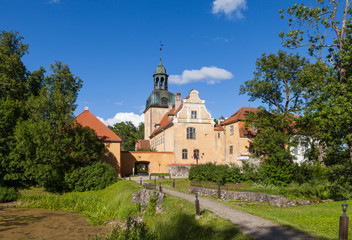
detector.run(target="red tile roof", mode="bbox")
[214,124,224,131]
[150,101,184,137]
[75,110,122,142]
[221,107,258,126]
[135,139,150,150]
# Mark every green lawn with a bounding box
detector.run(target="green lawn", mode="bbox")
[19,180,253,240]
[155,178,351,240]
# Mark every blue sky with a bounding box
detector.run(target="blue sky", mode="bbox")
[2,0,299,126]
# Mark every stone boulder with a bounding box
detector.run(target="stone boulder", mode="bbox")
[131,189,165,212]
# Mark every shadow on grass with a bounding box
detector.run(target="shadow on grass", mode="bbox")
[154,212,250,240]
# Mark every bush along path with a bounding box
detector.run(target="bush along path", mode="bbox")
[162,188,319,240]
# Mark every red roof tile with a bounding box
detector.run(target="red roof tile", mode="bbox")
[221,107,258,126]
[214,124,224,131]
[150,101,184,137]
[135,139,150,150]
[75,110,122,142]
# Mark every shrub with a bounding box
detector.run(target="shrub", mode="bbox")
[93,218,156,240]
[0,186,18,203]
[292,161,327,184]
[65,162,118,192]
[262,162,295,186]
[150,173,169,177]
[189,163,245,184]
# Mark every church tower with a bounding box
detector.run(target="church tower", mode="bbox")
[144,59,175,140]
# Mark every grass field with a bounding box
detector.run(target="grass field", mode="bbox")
[19,180,253,240]
[154,178,351,240]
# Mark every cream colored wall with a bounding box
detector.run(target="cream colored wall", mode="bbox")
[152,126,175,153]
[224,122,253,165]
[144,107,169,140]
[120,151,174,175]
[214,130,225,164]
[172,90,216,164]
[100,141,121,176]
[173,123,216,164]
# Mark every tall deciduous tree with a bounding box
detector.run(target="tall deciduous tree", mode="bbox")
[279,0,352,163]
[240,51,308,168]
[8,62,104,190]
[110,121,144,151]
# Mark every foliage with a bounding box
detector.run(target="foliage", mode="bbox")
[280,0,352,163]
[20,181,142,225]
[292,161,327,184]
[262,162,296,186]
[65,162,118,192]
[110,122,144,151]
[93,218,156,240]
[189,163,245,184]
[0,30,105,191]
[240,51,309,169]
[0,186,18,203]
[150,173,169,176]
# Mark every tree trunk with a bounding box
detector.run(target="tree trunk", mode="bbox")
[318,141,324,165]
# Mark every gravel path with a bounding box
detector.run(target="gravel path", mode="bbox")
[163,188,319,240]
[130,177,319,240]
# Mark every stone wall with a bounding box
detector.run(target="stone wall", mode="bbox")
[169,164,191,177]
[189,186,327,207]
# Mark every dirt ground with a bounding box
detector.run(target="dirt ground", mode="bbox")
[0,207,112,240]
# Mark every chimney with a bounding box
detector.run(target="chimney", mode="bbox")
[84,107,89,111]
[175,92,181,110]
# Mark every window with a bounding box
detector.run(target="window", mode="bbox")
[252,123,257,134]
[187,127,196,139]
[217,132,221,138]
[193,149,199,159]
[229,145,233,154]
[230,125,234,135]
[182,149,188,159]
[191,111,197,119]
[249,144,255,154]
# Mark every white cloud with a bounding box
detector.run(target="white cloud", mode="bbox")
[169,66,233,85]
[115,101,123,106]
[98,112,144,127]
[212,0,247,18]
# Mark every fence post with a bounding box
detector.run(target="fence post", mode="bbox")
[217,183,221,199]
[159,182,162,192]
[173,179,175,188]
[140,177,142,186]
[129,176,131,181]
[339,202,349,240]
[154,177,156,185]
[123,175,125,180]
[149,175,151,180]
[195,192,200,216]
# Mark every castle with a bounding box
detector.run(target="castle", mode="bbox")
[143,59,258,167]
[76,59,262,176]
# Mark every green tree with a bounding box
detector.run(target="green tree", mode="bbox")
[110,121,144,151]
[8,62,104,190]
[240,51,309,184]
[279,0,352,163]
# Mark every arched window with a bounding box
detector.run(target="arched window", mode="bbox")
[182,149,188,159]
[160,77,164,89]
[155,77,159,89]
[193,149,199,159]
[187,127,196,139]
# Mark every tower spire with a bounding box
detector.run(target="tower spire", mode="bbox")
[159,41,164,63]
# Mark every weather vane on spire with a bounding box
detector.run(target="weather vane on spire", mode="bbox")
[160,41,164,62]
